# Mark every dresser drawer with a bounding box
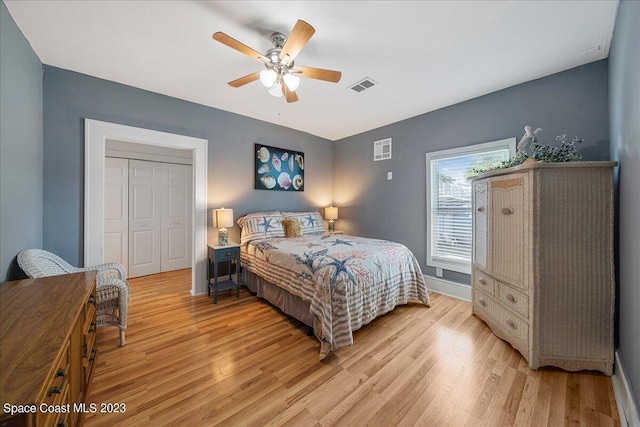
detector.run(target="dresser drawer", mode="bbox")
[215,247,239,262]
[497,281,529,318]
[473,291,529,346]
[472,269,495,296]
[37,341,71,427]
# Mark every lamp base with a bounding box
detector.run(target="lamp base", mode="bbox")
[218,228,228,246]
[328,220,335,233]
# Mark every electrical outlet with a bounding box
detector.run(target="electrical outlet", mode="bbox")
[387,172,392,180]
[436,267,443,277]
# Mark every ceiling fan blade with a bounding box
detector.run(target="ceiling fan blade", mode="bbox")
[283,85,299,103]
[212,32,269,63]
[279,20,315,66]
[228,72,261,88]
[292,66,342,83]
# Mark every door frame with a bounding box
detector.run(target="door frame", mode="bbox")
[85,119,208,296]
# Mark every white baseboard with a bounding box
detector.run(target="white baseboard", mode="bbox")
[613,351,640,427]
[424,275,471,301]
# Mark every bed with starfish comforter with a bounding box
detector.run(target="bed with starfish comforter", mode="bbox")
[239,213,430,359]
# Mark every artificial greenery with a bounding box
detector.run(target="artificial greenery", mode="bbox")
[470,127,583,176]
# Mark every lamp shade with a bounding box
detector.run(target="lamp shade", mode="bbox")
[283,73,300,91]
[214,208,234,228]
[268,81,283,97]
[325,206,338,220]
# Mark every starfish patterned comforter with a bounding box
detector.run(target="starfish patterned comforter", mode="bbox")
[241,233,430,359]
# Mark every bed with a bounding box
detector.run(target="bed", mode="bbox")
[238,211,430,359]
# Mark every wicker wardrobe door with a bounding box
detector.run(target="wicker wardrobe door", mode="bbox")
[472,180,489,270]
[490,175,527,290]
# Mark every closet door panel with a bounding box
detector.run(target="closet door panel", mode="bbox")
[104,158,129,269]
[129,160,162,278]
[161,164,192,272]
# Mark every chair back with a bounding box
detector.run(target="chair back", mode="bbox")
[17,249,79,278]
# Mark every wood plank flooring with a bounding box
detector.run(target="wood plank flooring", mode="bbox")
[85,269,620,426]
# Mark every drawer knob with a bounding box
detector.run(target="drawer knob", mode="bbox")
[479,298,487,307]
[476,206,485,212]
[501,207,514,215]
[478,278,486,285]
[506,293,517,303]
[506,319,517,329]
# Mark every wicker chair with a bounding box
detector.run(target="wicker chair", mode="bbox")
[17,249,130,346]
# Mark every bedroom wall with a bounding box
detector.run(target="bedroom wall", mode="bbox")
[609,0,640,414]
[334,60,610,284]
[0,1,43,282]
[42,66,333,267]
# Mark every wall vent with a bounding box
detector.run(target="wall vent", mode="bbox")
[350,77,377,93]
[374,138,392,161]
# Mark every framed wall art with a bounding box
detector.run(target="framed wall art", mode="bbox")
[255,143,304,191]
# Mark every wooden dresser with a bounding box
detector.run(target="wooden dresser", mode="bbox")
[0,271,98,426]
[471,161,616,375]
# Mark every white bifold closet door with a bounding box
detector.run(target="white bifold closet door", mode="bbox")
[104,158,129,268]
[128,159,192,278]
[161,163,192,273]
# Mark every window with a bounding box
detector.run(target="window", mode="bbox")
[426,138,515,274]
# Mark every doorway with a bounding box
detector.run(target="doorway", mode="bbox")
[84,119,208,295]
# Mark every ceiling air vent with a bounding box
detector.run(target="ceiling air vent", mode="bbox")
[350,78,377,93]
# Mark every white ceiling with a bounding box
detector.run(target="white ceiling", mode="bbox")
[5,1,619,141]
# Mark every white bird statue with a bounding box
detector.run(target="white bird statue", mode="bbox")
[517,126,543,156]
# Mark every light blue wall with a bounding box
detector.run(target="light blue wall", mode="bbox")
[42,66,334,266]
[0,1,43,282]
[609,0,640,413]
[334,61,610,284]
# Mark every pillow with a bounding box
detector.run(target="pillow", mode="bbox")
[237,212,285,244]
[282,212,326,235]
[281,218,302,237]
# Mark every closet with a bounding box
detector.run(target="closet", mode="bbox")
[105,157,192,278]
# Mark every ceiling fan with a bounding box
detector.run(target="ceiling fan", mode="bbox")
[212,20,342,103]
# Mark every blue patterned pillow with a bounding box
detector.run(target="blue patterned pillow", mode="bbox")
[237,212,285,244]
[282,212,326,235]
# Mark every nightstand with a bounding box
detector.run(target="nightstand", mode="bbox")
[207,243,241,304]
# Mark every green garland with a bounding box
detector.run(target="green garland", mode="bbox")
[470,133,583,176]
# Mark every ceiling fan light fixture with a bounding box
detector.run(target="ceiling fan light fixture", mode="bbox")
[260,69,278,88]
[283,73,300,91]
[268,81,283,97]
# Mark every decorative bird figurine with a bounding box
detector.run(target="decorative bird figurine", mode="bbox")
[517,125,543,156]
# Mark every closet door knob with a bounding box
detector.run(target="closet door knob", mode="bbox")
[141,223,147,227]
[476,206,485,212]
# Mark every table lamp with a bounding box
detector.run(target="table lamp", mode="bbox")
[325,206,338,232]
[214,208,234,246]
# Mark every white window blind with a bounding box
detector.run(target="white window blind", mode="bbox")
[426,138,515,274]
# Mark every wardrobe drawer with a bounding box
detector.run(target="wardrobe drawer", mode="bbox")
[473,269,495,296]
[473,291,529,346]
[497,282,529,318]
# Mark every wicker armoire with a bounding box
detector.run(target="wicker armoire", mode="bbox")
[470,161,616,375]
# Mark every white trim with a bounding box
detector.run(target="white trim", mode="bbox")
[84,119,208,296]
[425,137,516,274]
[613,351,640,427]
[424,275,472,301]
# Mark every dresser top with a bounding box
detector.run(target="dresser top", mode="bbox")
[471,160,618,180]
[0,271,96,407]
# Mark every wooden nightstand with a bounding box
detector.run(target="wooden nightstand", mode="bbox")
[207,243,241,304]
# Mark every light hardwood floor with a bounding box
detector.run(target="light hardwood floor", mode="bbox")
[85,269,620,427]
